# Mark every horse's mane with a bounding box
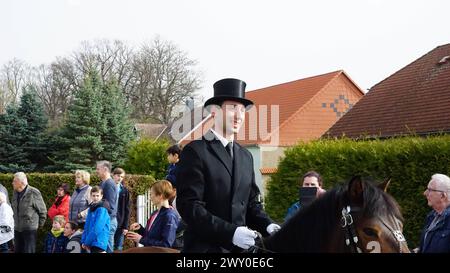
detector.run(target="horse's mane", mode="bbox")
[264,178,403,252]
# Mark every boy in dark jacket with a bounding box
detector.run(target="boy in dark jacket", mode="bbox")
[165,145,181,189]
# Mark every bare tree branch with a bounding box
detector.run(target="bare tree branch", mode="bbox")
[0,59,29,112]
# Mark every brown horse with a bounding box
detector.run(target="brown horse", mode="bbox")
[256,176,410,253]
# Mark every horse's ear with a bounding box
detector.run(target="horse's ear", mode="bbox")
[378,178,391,192]
[348,176,364,206]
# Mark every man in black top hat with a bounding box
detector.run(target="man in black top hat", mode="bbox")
[176,78,280,253]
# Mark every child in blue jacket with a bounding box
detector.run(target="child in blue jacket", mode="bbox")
[81,186,110,253]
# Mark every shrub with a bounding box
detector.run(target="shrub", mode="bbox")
[124,138,170,179]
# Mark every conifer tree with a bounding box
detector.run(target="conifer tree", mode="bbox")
[100,80,135,166]
[0,105,29,172]
[51,71,135,171]
[53,71,106,171]
[0,87,49,172]
[17,87,49,170]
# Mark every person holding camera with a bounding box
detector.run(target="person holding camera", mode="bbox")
[284,171,326,222]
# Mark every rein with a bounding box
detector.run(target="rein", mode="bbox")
[247,231,276,253]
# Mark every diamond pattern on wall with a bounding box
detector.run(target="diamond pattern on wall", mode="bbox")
[322,94,353,118]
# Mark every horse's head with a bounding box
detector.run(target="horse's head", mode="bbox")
[264,176,410,253]
[336,176,409,253]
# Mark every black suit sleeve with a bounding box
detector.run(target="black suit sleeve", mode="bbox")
[245,164,272,236]
[176,145,238,245]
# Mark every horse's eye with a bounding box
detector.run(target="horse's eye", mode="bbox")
[363,228,378,238]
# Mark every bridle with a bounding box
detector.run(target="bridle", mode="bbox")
[341,205,361,253]
[377,215,407,253]
[340,205,407,253]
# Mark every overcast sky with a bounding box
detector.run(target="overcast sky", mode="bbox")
[1,0,448,102]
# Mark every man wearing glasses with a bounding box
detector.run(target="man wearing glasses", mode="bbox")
[418,173,450,253]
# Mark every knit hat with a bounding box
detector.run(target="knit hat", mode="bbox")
[53,215,66,226]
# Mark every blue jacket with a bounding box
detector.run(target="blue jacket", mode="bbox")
[137,206,180,248]
[419,206,450,253]
[44,231,68,253]
[285,201,301,222]
[81,201,110,251]
[166,163,178,188]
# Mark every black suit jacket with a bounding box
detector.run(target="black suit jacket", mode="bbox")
[176,131,273,253]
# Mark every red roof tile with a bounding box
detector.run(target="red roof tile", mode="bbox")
[240,70,363,145]
[260,167,278,174]
[325,44,450,138]
[247,71,341,124]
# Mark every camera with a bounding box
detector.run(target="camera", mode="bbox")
[299,187,317,207]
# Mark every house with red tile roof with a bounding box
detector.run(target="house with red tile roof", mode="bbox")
[242,70,364,195]
[175,70,364,197]
[325,44,450,139]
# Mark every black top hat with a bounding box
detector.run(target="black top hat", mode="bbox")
[204,78,254,109]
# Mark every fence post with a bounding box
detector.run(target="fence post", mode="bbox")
[137,194,146,227]
[136,190,157,247]
[136,194,147,247]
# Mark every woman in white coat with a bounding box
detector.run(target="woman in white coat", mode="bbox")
[0,191,14,253]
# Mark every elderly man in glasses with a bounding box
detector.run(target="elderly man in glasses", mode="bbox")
[418,173,450,253]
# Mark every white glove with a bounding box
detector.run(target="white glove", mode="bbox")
[232,226,258,249]
[266,223,281,235]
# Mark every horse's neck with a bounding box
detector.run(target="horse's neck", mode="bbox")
[262,228,290,253]
[263,209,345,252]
[263,223,350,253]
[263,221,305,253]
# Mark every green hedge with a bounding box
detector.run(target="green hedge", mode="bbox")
[0,172,155,252]
[265,135,450,247]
